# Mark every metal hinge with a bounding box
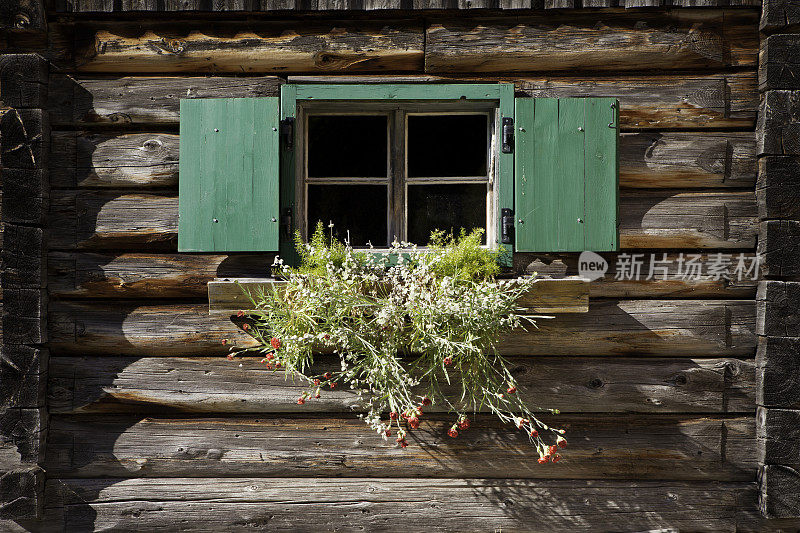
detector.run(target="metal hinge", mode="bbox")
[501,208,514,244]
[281,206,293,238]
[501,117,514,154]
[280,117,295,149]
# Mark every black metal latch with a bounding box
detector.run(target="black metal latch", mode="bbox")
[501,208,514,244]
[501,117,514,154]
[281,206,293,238]
[280,117,295,149]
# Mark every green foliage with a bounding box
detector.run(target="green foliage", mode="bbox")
[426,229,501,282]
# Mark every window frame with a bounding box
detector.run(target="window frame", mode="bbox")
[280,83,515,264]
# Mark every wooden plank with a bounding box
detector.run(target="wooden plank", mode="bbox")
[44,414,755,480]
[47,299,756,356]
[40,478,760,532]
[47,356,756,414]
[49,131,757,190]
[584,98,619,251]
[208,277,588,315]
[47,251,761,299]
[51,72,757,129]
[425,11,758,73]
[758,220,800,279]
[64,21,424,73]
[47,190,758,250]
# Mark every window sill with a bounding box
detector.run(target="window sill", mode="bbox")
[208,276,589,316]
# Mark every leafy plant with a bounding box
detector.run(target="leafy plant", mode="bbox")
[229,226,566,463]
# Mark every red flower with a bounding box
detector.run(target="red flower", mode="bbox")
[226,353,234,361]
[390,412,398,420]
[385,429,392,437]
[549,445,558,455]
[443,357,453,366]
[314,392,321,399]
[270,337,281,350]
[537,456,549,464]
[448,425,459,438]
[422,397,432,406]
[222,339,228,346]
[400,440,409,448]
[323,372,332,380]
[314,379,321,386]
[557,437,567,448]
[297,397,305,405]
[530,429,538,438]
[507,386,517,394]
[552,454,561,463]
[458,418,470,430]
[265,362,273,370]
[330,382,337,389]
[237,310,245,318]
[266,353,274,361]
[408,416,420,429]
[275,362,282,369]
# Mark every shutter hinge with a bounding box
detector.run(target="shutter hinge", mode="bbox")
[280,117,295,149]
[501,208,514,244]
[281,206,293,238]
[501,117,514,154]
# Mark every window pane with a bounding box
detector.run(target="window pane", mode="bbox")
[407,184,487,245]
[307,185,387,246]
[308,116,388,178]
[407,115,489,178]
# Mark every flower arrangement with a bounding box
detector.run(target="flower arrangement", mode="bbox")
[227,223,566,463]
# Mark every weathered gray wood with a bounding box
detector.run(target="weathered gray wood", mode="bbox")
[0,467,43,520]
[1,346,48,409]
[757,281,800,337]
[65,21,424,72]
[46,190,758,250]
[1,225,45,289]
[757,157,800,220]
[0,55,47,109]
[48,131,756,189]
[48,75,284,125]
[0,108,47,170]
[757,407,800,467]
[47,299,756,356]
[208,277,589,315]
[760,0,800,33]
[48,251,760,300]
[757,336,800,409]
[2,290,47,346]
[758,220,800,278]
[47,356,755,414]
[758,90,800,156]
[39,478,763,532]
[425,12,758,73]
[51,72,757,129]
[45,414,755,480]
[760,34,800,92]
[0,409,46,468]
[760,465,800,518]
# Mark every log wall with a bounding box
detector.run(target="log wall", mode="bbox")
[4,4,798,531]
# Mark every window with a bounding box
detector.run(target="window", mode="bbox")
[177,84,619,260]
[299,103,495,247]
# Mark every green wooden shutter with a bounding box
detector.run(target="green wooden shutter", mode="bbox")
[178,98,281,252]
[514,97,619,252]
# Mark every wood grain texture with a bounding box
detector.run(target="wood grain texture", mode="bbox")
[756,280,800,337]
[49,131,756,190]
[44,414,755,480]
[758,90,800,156]
[425,11,758,73]
[760,0,800,34]
[759,34,800,92]
[760,464,800,519]
[47,299,756,356]
[66,21,424,73]
[758,156,800,220]
[51,72,757,129]
[47,356,755,414]
[758,220,800,279]
[37,478,765,532]
[47,190,758,250]
[757,407,800,467]
[47,251,760,300]
[757,336,800,409]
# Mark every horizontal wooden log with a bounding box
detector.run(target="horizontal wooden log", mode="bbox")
[49,131,757,189]
[758,90,800,156]
[45,414,755,480]
[208,277,589,315]
[758,220,800,279]
[0,346,47,409]
[760,465,800,519]
[757,336,800,409]
[51,72,757,129]
[758,156,800,220]
[757,407,800,467]
[759,34,800,91]
[48,75,283,126]
[0,108,47,170]
[47,190,758,250]
[48,251,760,300]
[0,54,48,109]
[63,21,424,73]
[40,478,761,532]
[760,0,800,34]
[47,299,756,356]
[756,280,800,337]
[0,467,43,521]
[425,12,758,73]
[47,356,755,415]
[0,408,47,468]
[1,225,46,289]
[1,170,47,226]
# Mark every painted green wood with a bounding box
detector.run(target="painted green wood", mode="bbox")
[178,98,280,252]
[584,98,620,251]
[280,85,299,265]
[294,84,503,101]
[497,82,515,267]
[514,98,619,253]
